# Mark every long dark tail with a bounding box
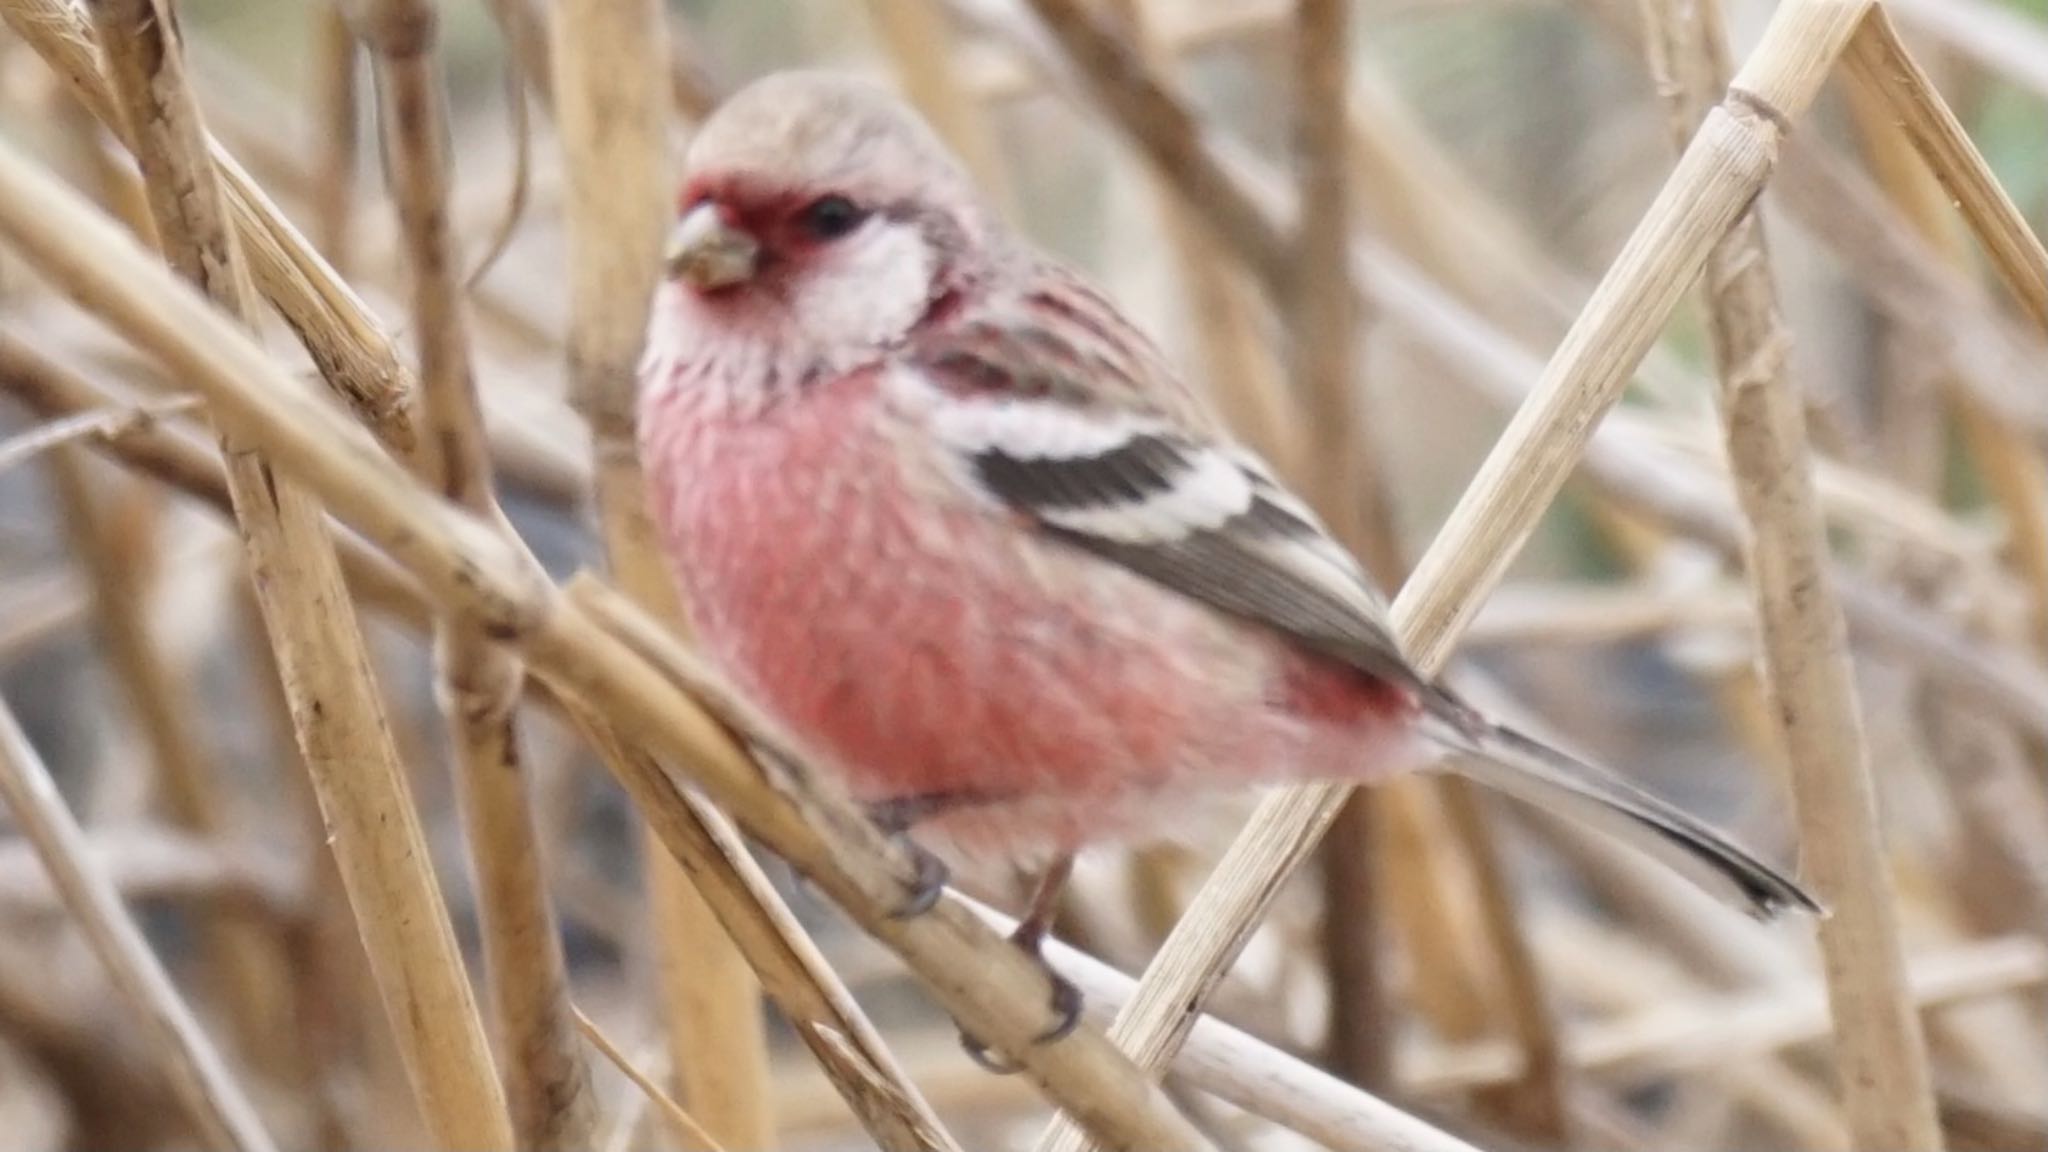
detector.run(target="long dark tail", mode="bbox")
[1417,701,1822,919]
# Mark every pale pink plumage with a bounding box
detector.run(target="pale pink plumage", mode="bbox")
[638,71,1814,916]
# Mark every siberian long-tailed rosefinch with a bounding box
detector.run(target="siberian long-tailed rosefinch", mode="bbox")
[639,71,1815,1036]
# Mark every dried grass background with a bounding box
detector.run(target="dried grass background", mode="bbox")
[0,0,2045,1150]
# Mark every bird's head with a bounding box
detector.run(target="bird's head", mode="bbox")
[658,71,989,380]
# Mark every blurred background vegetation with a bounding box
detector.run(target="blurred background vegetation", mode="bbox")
[2,1,2047,1149]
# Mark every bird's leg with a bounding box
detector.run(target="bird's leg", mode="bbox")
[865,795,953,920]
[961,851,1083,1073]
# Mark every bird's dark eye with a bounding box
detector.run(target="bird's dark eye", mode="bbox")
[798,194,866,240]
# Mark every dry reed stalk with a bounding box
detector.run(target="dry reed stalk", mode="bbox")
[343,0,597,1144]
[0,132,1220,1151]
[0,697,277,1152]
[45,449,295,1063]
[963,896,1484,1152]
[1842,9,2048,333]
[80,3,512,1147]
[862,0,1013,209]
[0,0,422,460]
[1839,34,2048,656]
[1002,5,1871,1141]
[309,2,359,265]
[1641,2,1942,1148]
[543,1,776,1145]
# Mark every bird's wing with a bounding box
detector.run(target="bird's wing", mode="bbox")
[894,271,1429,697]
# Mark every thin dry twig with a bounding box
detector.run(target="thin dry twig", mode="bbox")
[0,395,198,476]
[82,3,513,1146]
[571,1005,727,1152]
[1641,2,1941,1146]
[0,695,277,1152]
[0,124,1223,1152]
[345,0,597,1144]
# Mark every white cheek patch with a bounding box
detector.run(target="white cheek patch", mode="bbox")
[797,222,939,353]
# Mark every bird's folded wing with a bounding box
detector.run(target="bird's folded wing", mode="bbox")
[898,310,1427,697]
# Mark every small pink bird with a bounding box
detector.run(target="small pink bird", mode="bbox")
[640,71,1814,1047]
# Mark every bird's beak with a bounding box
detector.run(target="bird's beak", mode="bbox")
[666,203,759,290]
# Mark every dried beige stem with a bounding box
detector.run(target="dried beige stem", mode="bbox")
[82,2,512,1146]
[1842,9,2048,334]
[1642,2,1941,1147]
[542,1,776,1145]
[345,0,597,1145]
[0,122,1221,1152]
[0,696,277,1152]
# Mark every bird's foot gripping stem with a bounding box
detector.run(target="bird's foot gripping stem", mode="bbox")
[958,853,1081,1073]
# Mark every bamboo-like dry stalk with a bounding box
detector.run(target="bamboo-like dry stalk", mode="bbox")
[0,127,1223,1152]
[1011,5,1874,1141]
[1641,2,1941,1148]
[78,3,512,1147]
[0,696,277,1152]
[342,0,597,1145]
[542,1,776,1145]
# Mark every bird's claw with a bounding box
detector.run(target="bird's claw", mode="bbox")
[888,838,949,920]
[957,936,1084,1073]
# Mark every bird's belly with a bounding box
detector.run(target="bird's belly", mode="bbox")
[642,379,1414,859]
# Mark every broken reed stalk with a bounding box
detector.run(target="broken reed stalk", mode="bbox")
[0,0,423,463]
[0,697,278,1152]
[0,130,1226,1152]
[80,2,513,1147]
[343,0,597,1145]
[543,1,776,1145]
[46,448,294,1065]
[1013,0,1873,1119]
[1842,10,2048,334]
[1641,1,1942,1148]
